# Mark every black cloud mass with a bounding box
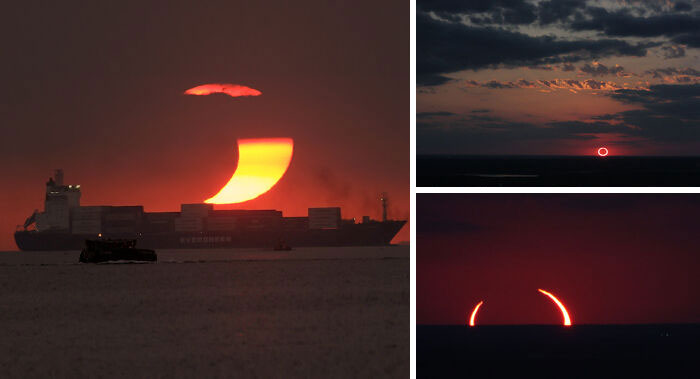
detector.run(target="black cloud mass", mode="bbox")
[417,12,655,85]
[418,0,700,84]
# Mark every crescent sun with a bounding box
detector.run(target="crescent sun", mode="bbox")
[205,138,294,204]
[468,300,484,327]
[538,289,572,326]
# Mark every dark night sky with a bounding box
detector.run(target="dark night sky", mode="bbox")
[418,0,700,155]
[0,1,408,250]
[418,194,700,325]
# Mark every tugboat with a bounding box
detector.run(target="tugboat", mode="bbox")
[79,239,157,263]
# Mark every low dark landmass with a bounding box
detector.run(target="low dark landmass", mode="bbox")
[418,324,700,377]
[418,155,700,186]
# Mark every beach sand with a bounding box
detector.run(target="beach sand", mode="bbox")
[0,247,408,377]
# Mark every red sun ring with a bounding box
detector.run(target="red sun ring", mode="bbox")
[597,147,609,157]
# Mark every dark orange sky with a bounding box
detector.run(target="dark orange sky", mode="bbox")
[0,1,408,250]
[418,194,700,325]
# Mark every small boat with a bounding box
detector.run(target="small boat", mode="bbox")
[79,239,157,263]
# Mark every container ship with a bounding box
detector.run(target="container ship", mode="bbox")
[14,170,406,251]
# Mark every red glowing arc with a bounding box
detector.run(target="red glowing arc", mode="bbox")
[538,289,572,326]
[597,147,609,157]
[467,290,572,326]
[468,301,484,327]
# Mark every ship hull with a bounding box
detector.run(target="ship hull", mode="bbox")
[14,221,406,251]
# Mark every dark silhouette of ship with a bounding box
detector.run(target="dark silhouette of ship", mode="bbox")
[79,239,157,263]
[14,170,406,251]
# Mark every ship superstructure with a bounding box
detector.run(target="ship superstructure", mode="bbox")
[24,170,82,232]
[15,170,405,251]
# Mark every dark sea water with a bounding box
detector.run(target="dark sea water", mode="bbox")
[418,324,700,378]
[0,247,408,377]
[418,155,700,186]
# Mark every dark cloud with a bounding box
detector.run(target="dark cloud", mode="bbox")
[522,78,542,88]
[418,0,531,14]
[606,84,700,142]
[471,109,491,113]
[611,83,700,104]
[483,80,519,89]
[420,0,592,26]
[418,73,453,86]
[644,67,700,80]
[537,0,588,25]
[579,62,626,77]
[661,45,686,59]
[561,63,577,71]
[465,79,537,89]
[528,64,554,70]
[590,113,620,121]
[418,12,656,84]
[570,7,700,37]
[674,2,693,11]
[614,109,700,141]
[417,111,456,119]
[672,33,700,47]
[418,0,538,25]
[545,120,632,134]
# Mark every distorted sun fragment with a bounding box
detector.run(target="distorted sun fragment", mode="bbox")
[184,83,261,98]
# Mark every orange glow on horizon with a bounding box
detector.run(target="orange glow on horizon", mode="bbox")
[598,147,609,157]
[205,138,294,204]
[538,289,572,326]
[184,83,262,98]
[468,301,484,327]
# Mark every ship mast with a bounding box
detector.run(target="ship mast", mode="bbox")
[380,192,388,222]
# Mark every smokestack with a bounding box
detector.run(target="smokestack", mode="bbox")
[380,192,388,222]
[54,169,64,186]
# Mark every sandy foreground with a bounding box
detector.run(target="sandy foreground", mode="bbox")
[0,247,409,378]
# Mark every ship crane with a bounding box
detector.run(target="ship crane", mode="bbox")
[21,210,39,231]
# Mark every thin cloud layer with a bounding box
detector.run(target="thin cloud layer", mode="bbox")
[579,62,628,77]
[462,78,645,92]
[644,67,700,83]
[184,83,262,98]
[661,45,686,59]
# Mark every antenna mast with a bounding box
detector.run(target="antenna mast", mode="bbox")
[380,192,388,222]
